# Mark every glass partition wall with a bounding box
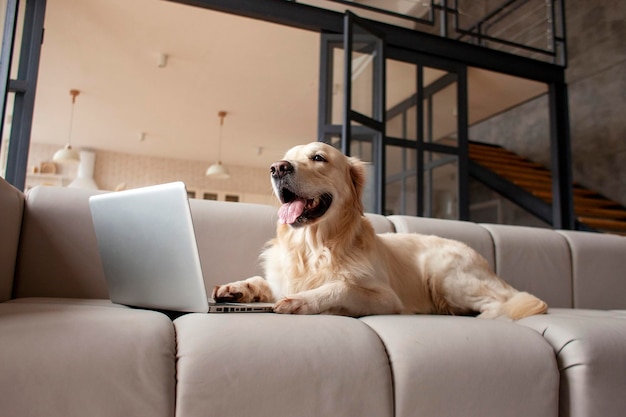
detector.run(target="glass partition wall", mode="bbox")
[320,20,468,219]
[387,58,466,219]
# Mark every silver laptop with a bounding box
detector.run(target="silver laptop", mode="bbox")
[89,181,274,313]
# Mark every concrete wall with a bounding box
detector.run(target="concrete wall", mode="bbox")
[566,0,626,205]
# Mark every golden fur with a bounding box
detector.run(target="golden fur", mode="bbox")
[212,142,548,319]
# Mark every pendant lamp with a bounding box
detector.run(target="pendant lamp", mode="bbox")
[205,111,230,179]
[53,89,81,162]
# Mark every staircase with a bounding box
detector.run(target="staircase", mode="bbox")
[468,141,626,235]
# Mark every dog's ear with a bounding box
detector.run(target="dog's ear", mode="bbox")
[348,156,366,212]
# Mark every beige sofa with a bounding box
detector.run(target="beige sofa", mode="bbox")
[1,176,625,417]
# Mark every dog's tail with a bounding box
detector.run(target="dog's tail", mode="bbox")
[502,291,548,320]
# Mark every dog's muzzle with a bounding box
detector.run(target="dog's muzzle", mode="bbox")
[270,160,333,227]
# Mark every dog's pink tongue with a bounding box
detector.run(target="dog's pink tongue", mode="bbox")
[278,199,305,224]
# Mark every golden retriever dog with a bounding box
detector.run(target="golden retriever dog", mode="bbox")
[212,142,547,320]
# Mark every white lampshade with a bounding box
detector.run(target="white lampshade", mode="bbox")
[205,161,230,179]
[68,150,98,189]
[52,144,80,162]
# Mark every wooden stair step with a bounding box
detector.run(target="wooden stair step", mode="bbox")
[470,162,552,179]
[525,185,602,200]
[470,154,544,169]
[577,216,626,232]
[486,170,551,183]
[469,149,535,164]
[469,148,521,157]
[511,179,551,189]
[574,196,622,208]
[572,187,603,197]
[469,144,516,155]
[511,179,618,199]
[531,190,619,208]
[575,207,626,219]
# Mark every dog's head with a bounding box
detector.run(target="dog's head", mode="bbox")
[271,142,365,228]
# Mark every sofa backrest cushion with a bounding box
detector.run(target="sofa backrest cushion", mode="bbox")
[13,186,109,299]
[189,198,278,294]
[387,215,496,270]
[0,178,24,302]
[480,224,573,308]
[15,186,281,301]
[366,213,396,234]
[557,230,626,309]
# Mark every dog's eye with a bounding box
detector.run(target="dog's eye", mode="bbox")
[312,154,327,163]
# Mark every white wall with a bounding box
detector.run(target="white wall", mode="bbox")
[27,142,278,206]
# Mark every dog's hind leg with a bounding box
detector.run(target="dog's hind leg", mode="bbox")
[474,292,548,320]
[439,272,547,320]
[494,291,548,320]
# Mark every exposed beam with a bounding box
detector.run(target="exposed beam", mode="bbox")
[169,0,565,83]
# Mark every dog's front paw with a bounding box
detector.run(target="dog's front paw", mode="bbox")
[273,296,319,315]
[212,282,252,303]
[212,276,273,303]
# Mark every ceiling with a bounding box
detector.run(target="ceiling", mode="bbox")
[30,0,546,169]
[32,0,319,168]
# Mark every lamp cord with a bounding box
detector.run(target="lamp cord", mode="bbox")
[68,89,80,147]
[217,111,226,163]
[68,100,75,146]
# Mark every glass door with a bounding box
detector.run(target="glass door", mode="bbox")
[385,51,468,219]
[318,11,385,214]
[422,69,461,219]
[0,0,46,189]
[385,58,419,216]
[318,12,468,218]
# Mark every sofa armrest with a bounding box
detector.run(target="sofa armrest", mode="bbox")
[13,185,108,299]
[0,178,24,302]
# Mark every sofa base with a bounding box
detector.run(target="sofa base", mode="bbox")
[362,315,559,417]
[520,309,626,417]
[0,298,176,417]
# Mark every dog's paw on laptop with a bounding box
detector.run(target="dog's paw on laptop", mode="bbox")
[273,296,318,314]
[211,276,273,303]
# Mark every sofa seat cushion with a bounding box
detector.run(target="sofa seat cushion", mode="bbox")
[519,309,626,417]
[361,315,559,417]
[0,298,176,417]
[174,314,393,417]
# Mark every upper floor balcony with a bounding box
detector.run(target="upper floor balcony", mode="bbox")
[290,0,566,65]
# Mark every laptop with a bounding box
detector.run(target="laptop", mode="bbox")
[88,181,274,313]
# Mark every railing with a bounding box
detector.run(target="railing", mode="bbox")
[288,0,566,65]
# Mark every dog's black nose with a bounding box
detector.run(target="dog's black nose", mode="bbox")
[270,160,294,179]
